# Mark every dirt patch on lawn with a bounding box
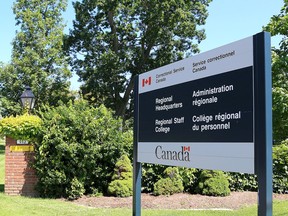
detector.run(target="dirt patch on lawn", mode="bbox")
[70,192,288,210]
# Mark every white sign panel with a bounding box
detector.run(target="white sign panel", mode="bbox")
[139,37,253,94]
[137,36,255,173]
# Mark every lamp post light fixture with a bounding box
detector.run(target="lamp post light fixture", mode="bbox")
[20,86,35,111]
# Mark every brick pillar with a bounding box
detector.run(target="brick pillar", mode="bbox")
[5,137,38,196]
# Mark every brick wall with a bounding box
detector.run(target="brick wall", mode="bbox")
[5,137,38,196]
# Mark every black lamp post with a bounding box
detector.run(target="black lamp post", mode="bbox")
[20,86,35,111]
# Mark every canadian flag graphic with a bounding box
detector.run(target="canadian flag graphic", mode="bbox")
[183,146,190,152]
[142,77,152,87]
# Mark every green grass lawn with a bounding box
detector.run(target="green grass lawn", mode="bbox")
[0,194,287,216]
[0,138,287,215]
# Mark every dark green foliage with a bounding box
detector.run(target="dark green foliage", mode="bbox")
[142,165,199,194]
[228,173,257,192]
[261,2,288,142]
[264,0,288,142]
[178,167,200,193]
[153,167,184,196]
[273,140,288,193]
[0,63,22,116]
[108,155,133,197]
[272,87,288,142]
[66,0,212,119]
[66,177,85,200]
[153,178,182,196]
[142,164,166,193]
[33,100,132,198]
[196,170,230,196]
[227,140,288,194]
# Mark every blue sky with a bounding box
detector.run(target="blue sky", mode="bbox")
[0,0,284,89]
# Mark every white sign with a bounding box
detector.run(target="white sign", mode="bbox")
[139,36,253,94]
[137,36,255,174]
[17,140,29,145]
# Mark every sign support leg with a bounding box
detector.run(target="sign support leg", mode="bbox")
[133,162,142,216]
[133,75,141,216]
[254,32,273,216]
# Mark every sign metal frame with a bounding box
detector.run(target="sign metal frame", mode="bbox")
[133,32,272,216]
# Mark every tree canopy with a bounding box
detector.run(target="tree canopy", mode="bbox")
[264,0,288,142]
[66,0,212,119]
[0,0,72,116]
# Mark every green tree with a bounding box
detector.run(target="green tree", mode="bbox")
[66,0,212,119]
[264,0,288,142]
[0,63,22,116]
[2,0,72,115]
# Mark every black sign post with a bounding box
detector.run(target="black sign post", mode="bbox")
[133,77,141,216]
[254,32,273,216]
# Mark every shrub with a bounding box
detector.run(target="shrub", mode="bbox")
[142,164,166,193]
[227,139,288,194]
[33,100,132,198]
[228,172,257,192]
[0,113,42,141]
[108,180,133,197]
[142,165,199,194]
[153,167,184,196]
[111,155,133,180]
[196,170,230,196]
[108,155,133,197]
[178,167,199,193]
[66,177,85,200]
[273,140,288,193]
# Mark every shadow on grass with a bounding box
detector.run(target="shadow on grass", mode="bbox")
[0,184,4,192]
